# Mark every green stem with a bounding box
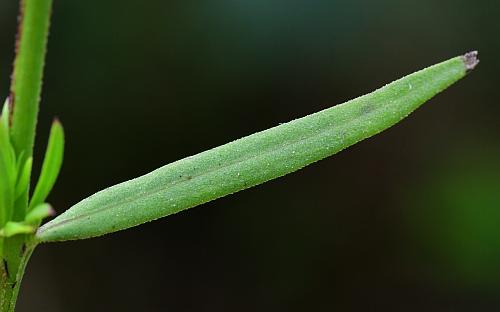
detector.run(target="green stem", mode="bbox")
[0,239,35,312]
[10,0,53,158]
[1,0,53,310]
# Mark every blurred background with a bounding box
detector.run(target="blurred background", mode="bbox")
[1,0,499,311]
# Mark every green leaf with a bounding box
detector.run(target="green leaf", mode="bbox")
[10,0,53,158]
[29,119,64,210]
[25,203,54,224]
[37,53,477,242]
[0,222,34,238]
[15,157,32,200]
[0,119,16,225]
[0,157,13,227]
[0,121,15,175]
[15,151,26,179]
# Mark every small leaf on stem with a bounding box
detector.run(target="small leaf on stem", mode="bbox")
[0,222,34,238]
[29,119,64,210]
[25,203,55,224]
[15,157,32,200]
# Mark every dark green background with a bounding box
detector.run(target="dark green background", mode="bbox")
[1,0,499,311]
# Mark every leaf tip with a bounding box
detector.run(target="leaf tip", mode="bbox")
[52,117,62,127]
[462,51,479,73]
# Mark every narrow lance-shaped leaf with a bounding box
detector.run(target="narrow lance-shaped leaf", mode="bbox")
[15,157,32,200]
[37,52,479,242]
[29,119,64,210]
[25,203,54,225]
[0,222,34,238]
[0,118,16,226]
